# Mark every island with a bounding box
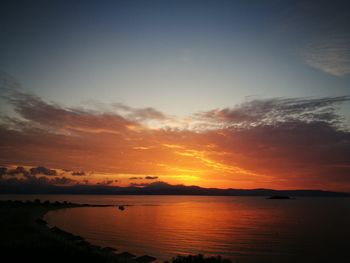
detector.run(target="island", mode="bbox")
[267,195,293,199]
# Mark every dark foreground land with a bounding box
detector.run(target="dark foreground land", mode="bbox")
[0,200,120,263]
[0,200,232,263]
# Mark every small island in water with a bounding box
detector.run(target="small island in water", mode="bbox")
[267,195,294,199]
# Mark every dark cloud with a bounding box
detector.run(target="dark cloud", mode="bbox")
[129,183,150,187]
[203,120,350,189]
[30,166,57,176]
[50,177,75,185]
[7,166,30,176]
[200,97,350,128]
[71,171,86,176]
[1,88,140,135]
[129,177,143,180]
[145,176,158,180]
[24,175,50,184]
[0,174,76,186]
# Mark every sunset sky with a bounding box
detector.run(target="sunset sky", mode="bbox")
[1,0,350,191]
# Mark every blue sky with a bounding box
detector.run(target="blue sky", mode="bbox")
[1,0,349,116]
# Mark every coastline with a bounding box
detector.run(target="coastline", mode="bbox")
[2,197,348,263]
[1,199,230,263]
[0,200,148,263]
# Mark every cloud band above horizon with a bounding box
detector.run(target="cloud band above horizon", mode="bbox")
[1,78,350,191]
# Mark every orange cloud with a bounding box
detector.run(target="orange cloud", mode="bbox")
[1,84,350,191]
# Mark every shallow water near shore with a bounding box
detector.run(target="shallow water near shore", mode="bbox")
[2,195,350,262]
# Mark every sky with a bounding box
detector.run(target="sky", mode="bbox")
[1,0,350,191]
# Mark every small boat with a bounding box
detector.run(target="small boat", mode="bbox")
[118,205,125,211]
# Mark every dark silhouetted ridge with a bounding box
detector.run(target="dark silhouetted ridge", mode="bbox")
[1,180,349,197]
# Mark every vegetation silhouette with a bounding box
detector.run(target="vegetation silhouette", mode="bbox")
[136,255,157,263]
[171,254,232,263]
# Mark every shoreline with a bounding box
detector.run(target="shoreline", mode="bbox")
[0,199,233,263]
[0,200,152,263]
[41,203,144,262]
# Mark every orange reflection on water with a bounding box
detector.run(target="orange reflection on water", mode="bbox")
[44,196,350,263]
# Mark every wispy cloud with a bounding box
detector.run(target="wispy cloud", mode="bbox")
[275,1,350,77]
[303,35,350,76]
[197,96,349,129]
[112,103,168,121]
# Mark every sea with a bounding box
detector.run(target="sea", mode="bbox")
[1,195,349,263]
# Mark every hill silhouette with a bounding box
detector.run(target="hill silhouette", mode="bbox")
[0,180,349,197]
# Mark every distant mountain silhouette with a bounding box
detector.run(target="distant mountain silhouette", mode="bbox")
[0,180,349,197]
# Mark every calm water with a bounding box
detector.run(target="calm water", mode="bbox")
[2,195,350,262]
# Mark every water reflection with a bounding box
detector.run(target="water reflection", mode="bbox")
[36,196,350,263]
